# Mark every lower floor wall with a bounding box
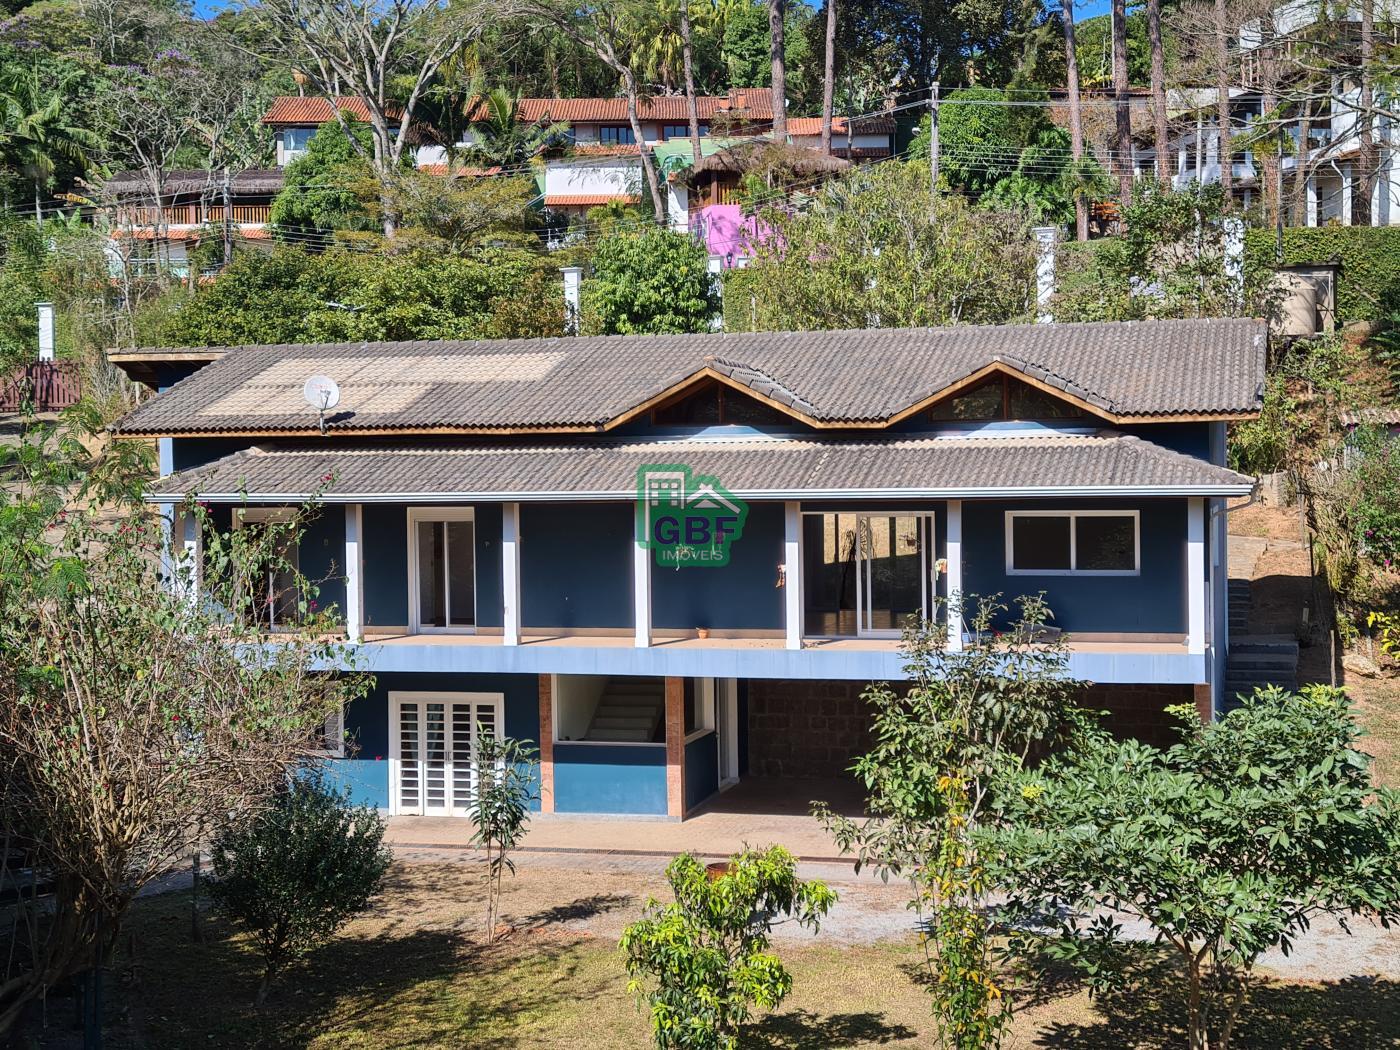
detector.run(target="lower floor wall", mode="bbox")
[322,672,1211,819]
[745,679,873,779]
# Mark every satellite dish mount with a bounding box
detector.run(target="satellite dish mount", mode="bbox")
[302,375,341,436]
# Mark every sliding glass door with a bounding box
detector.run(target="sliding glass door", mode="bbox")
[803,512,935,637]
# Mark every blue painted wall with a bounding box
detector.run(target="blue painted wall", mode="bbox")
[360,504,502,629]
[653,502,784,630]
[961,498,1187,634]
[362,504,408,627]
[334,670,543,810]
[1120,423,1212,460]
[685,732,719,812]
[301,507,346,620]
[553,743,668,814]
[521,503,632,628]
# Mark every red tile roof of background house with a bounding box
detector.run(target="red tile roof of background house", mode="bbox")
[262,95,405,125]
[464,91,776,125]
[542,193,640,207]
[786,115,896,135]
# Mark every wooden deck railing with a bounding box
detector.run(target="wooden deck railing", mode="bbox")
[115,204,272,227]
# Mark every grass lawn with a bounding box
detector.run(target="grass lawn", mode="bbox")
[59,861,1400,1049]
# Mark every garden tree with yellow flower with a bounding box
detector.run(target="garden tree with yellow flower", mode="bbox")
[0,415,370,1038]
[819,593,1085,1049]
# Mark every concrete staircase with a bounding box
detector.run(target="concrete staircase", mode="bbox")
[1222,577,1299,711]
[583,678,666,742]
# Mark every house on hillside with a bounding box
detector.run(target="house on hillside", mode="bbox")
[100,169,282,280]
[109,318,1262,820]
[262,91,895,246]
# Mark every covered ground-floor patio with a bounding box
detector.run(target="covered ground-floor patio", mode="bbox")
[382,775,864,861]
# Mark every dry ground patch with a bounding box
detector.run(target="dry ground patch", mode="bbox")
[43,860,1400,1049]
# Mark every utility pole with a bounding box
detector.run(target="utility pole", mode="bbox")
[221,168,233,269]
[928,81,940,214]
[1274,132,1285,264]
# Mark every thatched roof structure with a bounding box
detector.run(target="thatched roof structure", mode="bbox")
[101,169,285,200]
[683,140,851,182]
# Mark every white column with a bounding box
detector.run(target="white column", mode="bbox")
[633,524,652,648]
[502,502,522,646]
[784,502,803,650]
[1306,173,1319,226]
[1342,162,1354,225]
[173,505,201,606]
[1032,227,1056,324]
[945,500,963,651]
[560,266,582,335]
[344,504,363,642]
[1187,497,1206,655]
[36,302,54,362]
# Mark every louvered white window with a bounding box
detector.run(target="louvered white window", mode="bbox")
[389,692,503,816]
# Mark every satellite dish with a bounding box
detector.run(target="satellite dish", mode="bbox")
[303,375,341,411]
[303,375,340,435]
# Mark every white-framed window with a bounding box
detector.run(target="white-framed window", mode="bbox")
[233,507,301,628]
[282,127,314,160]
[389,691,503,816]
[1005,510,1141,576]
[407,508,477,633]
[684,679,716,742]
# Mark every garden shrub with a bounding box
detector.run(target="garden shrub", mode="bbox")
[208,774,392,1004]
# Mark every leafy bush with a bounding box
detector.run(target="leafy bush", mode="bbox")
[620,847,835,1049]
[1243,225,1400,322]
[997,686,1400,1050]
[208,775,392,1004]
[1349,424,1400,569]
[584,226,717,335]
[145,244,565,346]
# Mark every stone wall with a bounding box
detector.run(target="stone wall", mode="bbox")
[745,679,1199,778]
[746,679,874,778]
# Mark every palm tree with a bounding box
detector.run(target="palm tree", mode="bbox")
[0,66,99,227]
[463,87,568,168]
[768,0,787,142]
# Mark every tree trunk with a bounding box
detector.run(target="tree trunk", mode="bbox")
[1356,0,1376,225]
[1215,0,1233,199]
[1290,113,1313,223]
[1061,0,1088,241]
[1111,0,1133,219]
[1257,13,1280,229]
[1147,0,1170,185]
[768,0,787,142]
[679,0,702,167]
[621,70,666,220]
[820,0,836,156]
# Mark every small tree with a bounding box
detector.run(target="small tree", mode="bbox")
[620,847,836,1049]
[996,685,1400,1050]
[585,227,717,335]
[820,594,1085,1050]
[208,775,392,1004]
[268,119,379,236]
[468,729,539,944]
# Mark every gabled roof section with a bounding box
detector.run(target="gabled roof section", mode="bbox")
[262,95,404,125]
[143,431,1257,503]
[111,319,1267,438]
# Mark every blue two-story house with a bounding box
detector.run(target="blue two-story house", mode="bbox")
[110,318,1263,821]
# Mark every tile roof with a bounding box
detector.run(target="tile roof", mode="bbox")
[262,95,404,125]
[465,92,778,124]
[113,319,1266,437]
[146,431,1255,502]
[786,116,897,135]
[543,193,640,207]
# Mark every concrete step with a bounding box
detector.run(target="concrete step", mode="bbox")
[1228,634,1299,654]
[1226,654,1299,670]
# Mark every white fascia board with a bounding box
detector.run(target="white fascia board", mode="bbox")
[146,483,1255,503]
